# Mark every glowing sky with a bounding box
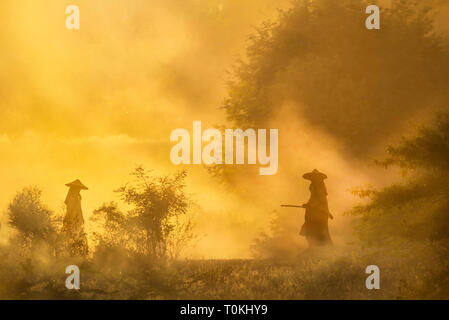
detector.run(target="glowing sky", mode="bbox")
[0,0,427,258]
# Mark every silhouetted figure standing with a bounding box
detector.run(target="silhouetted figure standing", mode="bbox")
[62,179,88,256]
[300,169,333,247]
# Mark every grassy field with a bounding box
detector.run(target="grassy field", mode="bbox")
[3,247,422,300]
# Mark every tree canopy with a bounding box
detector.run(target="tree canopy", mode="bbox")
[224,0,449,156]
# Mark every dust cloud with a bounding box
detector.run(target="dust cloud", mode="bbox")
[0,0,441,259]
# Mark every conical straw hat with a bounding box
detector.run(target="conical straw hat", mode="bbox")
[302,169,327,181]
[65,179,88,190]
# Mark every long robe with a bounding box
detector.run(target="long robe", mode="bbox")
[300,181,332,246]
[63,188,85,234]
[62,187,88,256]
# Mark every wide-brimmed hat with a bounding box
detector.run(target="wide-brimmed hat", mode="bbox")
[302,169,327,181]
[65,179,88,190]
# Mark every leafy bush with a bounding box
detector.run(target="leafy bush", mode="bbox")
[251,209,305,260]
[347,111,449,298]
[7,187,57,255]
[92,167,196,260]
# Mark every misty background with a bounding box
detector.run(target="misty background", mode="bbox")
[1,0,449,260]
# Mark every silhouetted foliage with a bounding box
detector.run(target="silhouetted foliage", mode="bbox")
[251,210,305,260]
[7,187,57,255]
[224,0,449,156]
[380,112,449,172]
[92,167,195,260]
[349,111,449,298]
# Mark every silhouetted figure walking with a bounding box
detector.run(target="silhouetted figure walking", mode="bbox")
[62,179,88,256]
[300,169,333,247]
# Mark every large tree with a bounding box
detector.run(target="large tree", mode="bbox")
[224,0,449,156]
